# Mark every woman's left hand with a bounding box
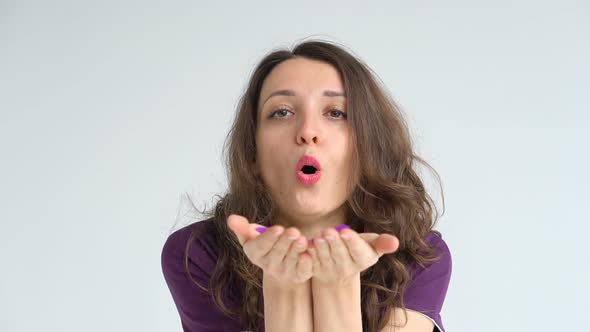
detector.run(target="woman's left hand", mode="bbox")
[307,226,400,286]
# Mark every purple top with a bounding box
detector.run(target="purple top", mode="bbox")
[161,218,452,332]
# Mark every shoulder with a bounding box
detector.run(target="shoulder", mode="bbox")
[424,231,450,255]
[403,231,452,332]
[161,217,219,281]
[409,232,452,280]
[161,218,244,330]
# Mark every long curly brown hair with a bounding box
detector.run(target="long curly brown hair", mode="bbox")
[181,38,445,332]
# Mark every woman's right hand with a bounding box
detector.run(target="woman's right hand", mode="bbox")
[227,214,313,286]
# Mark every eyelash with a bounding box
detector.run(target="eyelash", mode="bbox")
[268,108,347,119]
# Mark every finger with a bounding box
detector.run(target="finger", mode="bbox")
[306,241,320,271]
[357,232,400,256]
[372,234,400,255]
[358,232,379,244]
[242,224,285,260]
[284,237,310,280]
[227,214,265,246]
[284,235,308,267]
[296,251,313,281]
[340,229,377,264]
[313,233,333,267]
[265,228,301,268]
[323,228,352,263]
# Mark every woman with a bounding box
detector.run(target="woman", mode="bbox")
[161,39,452,332]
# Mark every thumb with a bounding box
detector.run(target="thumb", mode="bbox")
[227,214,264,246]
[359,233,400,256]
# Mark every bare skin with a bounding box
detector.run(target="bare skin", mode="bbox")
[309,226,399,286]
[227,214,313,332]
[232,57,435,332]
[226,213,399,286]
[227,214,313,286]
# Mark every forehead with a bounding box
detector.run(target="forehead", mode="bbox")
[259,57,344,103]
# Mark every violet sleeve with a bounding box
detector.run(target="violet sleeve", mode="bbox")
[161,224,242,332]
[403,233,452,332]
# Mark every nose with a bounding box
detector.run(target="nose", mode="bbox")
[296,111,320,145]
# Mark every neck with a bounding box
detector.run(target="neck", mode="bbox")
[276,206,348,239]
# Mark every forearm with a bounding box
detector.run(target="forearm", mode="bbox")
[311,273,362,332]
[262,273,313,332]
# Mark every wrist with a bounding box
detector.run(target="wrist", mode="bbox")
[263,273,311,292]
[262,273,313,332]
[311,272,360,290]
[311,273,362,332]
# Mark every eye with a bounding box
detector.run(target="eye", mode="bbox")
[268,108,293,119]
[328,109,347,119]
[268,107,346,119]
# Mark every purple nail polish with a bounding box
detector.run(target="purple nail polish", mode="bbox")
[335,224,350,232]
[255,226,268,233]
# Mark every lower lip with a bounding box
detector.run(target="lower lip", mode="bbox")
[296,170,321,185]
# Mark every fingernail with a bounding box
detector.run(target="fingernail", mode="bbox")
[335,224,350,232]
[255,226,267,233]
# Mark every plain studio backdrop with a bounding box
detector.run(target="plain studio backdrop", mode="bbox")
[1,1,588,331]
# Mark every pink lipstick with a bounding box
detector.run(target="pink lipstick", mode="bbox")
[296,155,322,186]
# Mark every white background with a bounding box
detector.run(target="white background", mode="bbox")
[1,1,588,331]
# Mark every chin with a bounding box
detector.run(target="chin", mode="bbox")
[288,203,332,219]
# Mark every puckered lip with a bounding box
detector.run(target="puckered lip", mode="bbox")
[296,154,321,172]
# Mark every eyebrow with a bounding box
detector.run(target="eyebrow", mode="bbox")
[262,89,346,105]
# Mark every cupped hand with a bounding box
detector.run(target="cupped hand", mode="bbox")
[227,214,313,285]
[307,226,399,286]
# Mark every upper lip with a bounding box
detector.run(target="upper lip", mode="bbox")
[296,155,321,172]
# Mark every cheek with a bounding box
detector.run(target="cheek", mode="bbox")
[335,134,356,188]
[256,139,285,181]
[338,133,354,167]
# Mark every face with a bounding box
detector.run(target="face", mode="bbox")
[255,57,355,227]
